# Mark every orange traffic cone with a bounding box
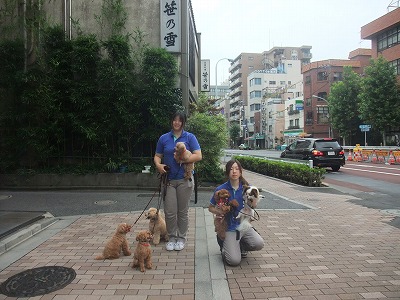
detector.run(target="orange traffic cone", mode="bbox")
[388,151,395,165]
[362,151,369,161]
[378,152,385,163]
[396,155,400,164]
[347,149,353,161]
[371,150,377,163]
[355,151,362,162]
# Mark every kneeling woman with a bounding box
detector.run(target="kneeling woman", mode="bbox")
[209,159,264,266]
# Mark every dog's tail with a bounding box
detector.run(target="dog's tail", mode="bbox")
[95,254,105,260]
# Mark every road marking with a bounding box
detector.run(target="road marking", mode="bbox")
[348,163,399,170]
[343,167,400,176]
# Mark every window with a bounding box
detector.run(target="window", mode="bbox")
[333,72,343,81]
[269,81,276,85]
[389,59,400,75]
[295,119,299,127]
[317,71,328,81]
[250,78,261,86]
[288,81,291,85]
[305,98,311,107]
[305,76,311,84]
[248,56,254,60]
[280,81,285,85]
[377,25,400,52]
[317,92,327,102]
[306,111,313,125]
[250,91,262,98]
[250,117,254,123]
[249,66,254,69]
[288,63,293,67]
[317,106,329,124]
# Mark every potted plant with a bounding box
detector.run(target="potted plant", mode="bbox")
[105,158,118,173]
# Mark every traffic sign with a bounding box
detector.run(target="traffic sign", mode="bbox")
[359,124,371,129]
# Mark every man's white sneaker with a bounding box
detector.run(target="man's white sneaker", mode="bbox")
[174,241,185,251]
[166,241,175,251]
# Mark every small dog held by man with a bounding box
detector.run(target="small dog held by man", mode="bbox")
[95,223,132,260]
[174,141,194,180]
[132,230,153,272]
[145,207,168,245]
[213,189,239,240]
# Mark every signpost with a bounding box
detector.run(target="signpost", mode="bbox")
[359,124,371,146]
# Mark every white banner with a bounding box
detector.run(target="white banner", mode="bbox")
[160,0,181,52]
[201,59,210,92]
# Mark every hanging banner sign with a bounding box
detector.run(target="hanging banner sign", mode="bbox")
[160,0,181,52]
[201,59,210,92]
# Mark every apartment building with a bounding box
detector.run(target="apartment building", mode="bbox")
[228,53,264,134]
[361,7,400,81]
[302,57,370,139]
[247,59,303,148]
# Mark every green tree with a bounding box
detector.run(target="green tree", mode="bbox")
[186,112,227,183]
[229,123,240,148]
[359,56,400,145]
[328,66,362,145]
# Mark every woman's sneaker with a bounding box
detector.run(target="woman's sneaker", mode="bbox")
[174,240,185,251]
[166,241,175,251]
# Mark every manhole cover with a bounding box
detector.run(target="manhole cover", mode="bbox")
[94,200,116,205]
[0,266,76,297]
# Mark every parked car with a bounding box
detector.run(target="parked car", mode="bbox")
[280,138,345,171]
[238,143,251,150]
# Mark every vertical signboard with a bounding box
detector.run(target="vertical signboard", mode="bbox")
[201,59,210,92]
[160,0,181,52]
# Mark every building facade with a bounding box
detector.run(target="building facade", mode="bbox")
[302,57,370,140]
[361,7,400,81]
[3,0,201,112]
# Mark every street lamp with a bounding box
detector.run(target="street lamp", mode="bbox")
[215,58,233,100]
[312,95,331,138]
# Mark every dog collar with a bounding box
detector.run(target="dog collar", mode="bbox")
[140,243,150,246]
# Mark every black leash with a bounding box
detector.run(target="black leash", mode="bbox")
[131,170,167,226]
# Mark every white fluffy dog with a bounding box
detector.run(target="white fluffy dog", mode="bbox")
[236,185,263,233]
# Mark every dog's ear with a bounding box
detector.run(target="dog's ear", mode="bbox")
[243,185,250,193]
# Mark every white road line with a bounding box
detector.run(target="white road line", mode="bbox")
[343,167,400,176]
[348,163,399,170]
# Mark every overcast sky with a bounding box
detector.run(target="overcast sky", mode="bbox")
[191,0,393,85]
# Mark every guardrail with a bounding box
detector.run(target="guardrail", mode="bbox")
[223,151,313,168]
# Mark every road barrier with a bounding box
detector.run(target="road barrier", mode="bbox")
[343,146,400,165]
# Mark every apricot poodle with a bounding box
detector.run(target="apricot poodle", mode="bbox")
[213,189,239,240]
[145,207,168,245]
[95,223,132,260]
[132,230,153,272]
[174,142,194,180]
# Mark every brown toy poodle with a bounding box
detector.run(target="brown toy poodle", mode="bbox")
[132,230,153,272]
[145,207,168,245]
[174,142,194,180]
[213,189,239,240]
[95,223,132,260]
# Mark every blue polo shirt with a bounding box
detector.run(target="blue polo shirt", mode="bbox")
[210,181,245,231]
[155,130,201,180]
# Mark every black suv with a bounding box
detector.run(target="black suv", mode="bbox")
[280,138,345,171]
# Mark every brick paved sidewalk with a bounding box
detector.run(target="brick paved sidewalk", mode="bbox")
[0,171,399,299]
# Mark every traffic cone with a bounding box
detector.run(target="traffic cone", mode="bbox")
[362,151,369,161]
[347,149,353,161]
[378,151,385,163]
[388,151,395,165]
[396,155,400,164]
[371,150,377,163]
[355,151,362,162]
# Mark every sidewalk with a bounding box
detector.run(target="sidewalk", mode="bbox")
[1,171,400,299]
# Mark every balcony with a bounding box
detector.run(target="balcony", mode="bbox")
[288,110,300,116]
[288,125,300,130]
